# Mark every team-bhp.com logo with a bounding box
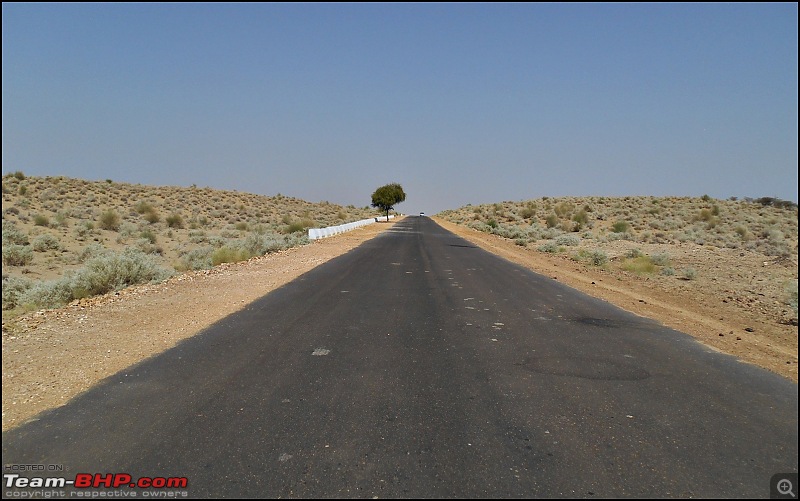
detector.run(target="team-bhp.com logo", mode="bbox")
[5,472,188,496]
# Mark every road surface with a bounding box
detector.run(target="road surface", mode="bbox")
[3,217,797,498]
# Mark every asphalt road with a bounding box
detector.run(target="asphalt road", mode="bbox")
[3,217,797,498]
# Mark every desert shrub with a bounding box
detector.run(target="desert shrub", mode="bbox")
[13,171,26,180]
[74,221,95,239]
[537,241,560,253]
[2,276,33,310]
[787,280,798,315]
[588,249,608,266]
[545,214,559,228]
[18,278,75,309]
[176,247,214,271]
[2,245,33,266]
[612,221,631,233]
[763,228,785,244]
[607,232,633,241]
[54,212,70,228]
[734,225,753,241]
[241,233,267,256]
[283,219,314,234]
[134,201,154,214]
[572,210,589,225]
[71,248,173,298]
[240,233,289,256]
[682,268,697,280]
[754,196,798,208]
[32,234,61,252]
[650,252,671,266]
[211,246,251,266]
[188,231,208,244]
[242,232,310,255]
[622,256,657,274]
[165,213,184,228]
[98,210,120,231]
[555,235,580,246]
[626,248,644,258]
[2,224,29,246]
[283,233,310,249]
[559,220,575,232]
[33,214,50,227]
[78,243,106,263]
[554,202,574,218]
[118,222,138,239]
[520,207,535,219]
[132,238,161,255]
[284,221,305,233]
[143,210,160,224]
[573,248,608,266]
[536,228,558,240]
[140,229,157,244]
[38,188,56,202]
[235,222,249,231]
[661,267,676,276]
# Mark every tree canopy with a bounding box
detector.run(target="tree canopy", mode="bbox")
[371,183,406,220]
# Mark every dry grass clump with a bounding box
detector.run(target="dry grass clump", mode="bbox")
[3,248,174,311]
[1,173,380,314]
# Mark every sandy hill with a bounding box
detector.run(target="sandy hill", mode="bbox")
[2,172,379,312]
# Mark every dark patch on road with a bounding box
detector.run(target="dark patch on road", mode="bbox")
[572,317,656,330]
[515,356,651,381]
[574,317,620,328]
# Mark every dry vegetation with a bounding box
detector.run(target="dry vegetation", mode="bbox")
[2,172,378,316]
[440,195,797,257]
[437,195,798,380]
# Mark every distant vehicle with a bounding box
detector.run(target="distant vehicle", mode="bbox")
[419,212,425,216]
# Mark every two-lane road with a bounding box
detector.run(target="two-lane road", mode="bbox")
[3,217,797,497]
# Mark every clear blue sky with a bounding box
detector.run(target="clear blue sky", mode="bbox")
[3,3,797,214]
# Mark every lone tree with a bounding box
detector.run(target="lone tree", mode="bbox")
[371,183,406,221]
